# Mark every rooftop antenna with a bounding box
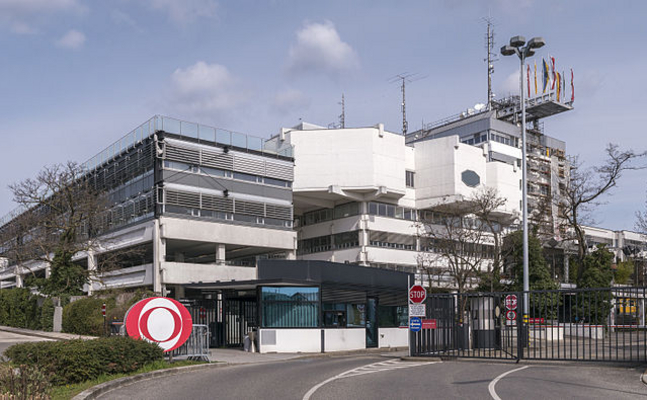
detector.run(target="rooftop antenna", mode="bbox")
[339,93,345,128]
[389,73,426,135]
[483,15,498,110]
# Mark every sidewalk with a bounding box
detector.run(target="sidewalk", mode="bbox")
[208,346,408,364]
[0,325,97,341]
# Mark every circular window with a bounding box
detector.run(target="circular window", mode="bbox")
[461,170,480,187]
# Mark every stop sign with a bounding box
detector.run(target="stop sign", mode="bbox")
[409,285,427,304]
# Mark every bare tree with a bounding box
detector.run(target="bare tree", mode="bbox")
[0,162,137,295]
[417,187,514,295]
[559,144,646,281]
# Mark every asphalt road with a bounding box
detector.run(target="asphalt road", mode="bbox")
[0,330,52,355]
[97,355,647,400]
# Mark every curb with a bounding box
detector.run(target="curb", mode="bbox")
[400,356,441,362]
[0,326,96,341]
[72,362,232,400]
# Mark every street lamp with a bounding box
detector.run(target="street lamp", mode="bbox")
[501,35,545,328]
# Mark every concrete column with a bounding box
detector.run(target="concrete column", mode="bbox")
[153,220,166,294]
[564,256,569,283]
[45,267,51,279]
[215,244,226,265]
[15,270,23,288]
[87,249,97,295]
[175,285,185,300]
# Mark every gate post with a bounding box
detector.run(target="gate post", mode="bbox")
[517,291,524,362]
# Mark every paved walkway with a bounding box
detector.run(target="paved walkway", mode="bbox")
[0,325,97,341]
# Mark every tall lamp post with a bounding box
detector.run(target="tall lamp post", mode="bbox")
[501,36,545,330]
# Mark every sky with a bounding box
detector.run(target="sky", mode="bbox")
[1,0,646,231]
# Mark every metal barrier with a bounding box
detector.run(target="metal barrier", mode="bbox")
[411,287,647,363]
[166,324,210,362]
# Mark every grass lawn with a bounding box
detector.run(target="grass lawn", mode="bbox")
[50,360,206,400]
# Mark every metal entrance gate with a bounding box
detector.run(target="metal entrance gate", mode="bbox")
[411,287,647,362]
[183,297,257,348]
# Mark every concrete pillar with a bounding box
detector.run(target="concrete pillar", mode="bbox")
[45,267,51,279]
[215,244,226,265]
[153,220,166,294]
[87,249,97,295]
[175,285,185,300]
[564,256,569,283]
[15,270,23,288]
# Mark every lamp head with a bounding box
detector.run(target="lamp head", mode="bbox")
[501,45,516,56]
[509,36,526,48]
[528,37,546,49]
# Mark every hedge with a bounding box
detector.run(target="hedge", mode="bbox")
[0,288,40,330]
[5,337,164,385]
[62,297,115,336]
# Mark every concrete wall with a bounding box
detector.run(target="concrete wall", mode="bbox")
[324,328,365,352]
[379,327,408,348]
[258,329,321,353]
[162,262,256,285]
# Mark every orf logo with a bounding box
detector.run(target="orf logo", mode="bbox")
[124,297,192,352]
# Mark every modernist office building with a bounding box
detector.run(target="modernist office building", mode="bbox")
[0,115,296,296]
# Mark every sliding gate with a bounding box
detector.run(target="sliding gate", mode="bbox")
[411,287,647,362]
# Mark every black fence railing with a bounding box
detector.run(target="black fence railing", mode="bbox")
[411,287,647,362]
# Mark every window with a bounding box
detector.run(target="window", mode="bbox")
[405,171,415,188]
[333,202,359,219]
[378,305,409,327]
[261,287,319,328]
[303,208,333,225]
[368,202,416,221]
[333,231,360,249]
[264,177,292,187]
[233,172,260,182]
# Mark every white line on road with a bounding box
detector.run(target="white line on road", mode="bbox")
[303,359,438,400]
[488,365,530,400]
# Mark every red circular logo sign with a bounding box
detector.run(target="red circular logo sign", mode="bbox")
[409,285,427,304]
[124,297,193,352]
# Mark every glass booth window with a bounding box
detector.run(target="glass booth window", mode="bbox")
[261,287,319,328]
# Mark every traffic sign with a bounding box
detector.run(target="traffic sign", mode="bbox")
[422,319,437,329]
[199,307,207,320]
[506,310,517,321]
[410,317,422,332]
[101,303,106,317]
[504,294,518,310]
[409,285,427,304]
[409,303,426,317]
[124,297,193,352]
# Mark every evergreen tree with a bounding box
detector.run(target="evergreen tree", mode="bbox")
[575,245,614,325]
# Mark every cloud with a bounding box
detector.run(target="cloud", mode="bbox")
[286,20,359,78]
[271,89,311,115]
[497,71,521,98]
[148,0,217,25]
[169,61,249,118]
[55,29,85,49]
[111,9,142,31]
[0,0,85,34]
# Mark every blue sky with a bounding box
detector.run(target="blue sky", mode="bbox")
[1,0,645,231]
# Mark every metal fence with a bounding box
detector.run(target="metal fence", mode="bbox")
[411,287,647,362]
[166,324,210,362]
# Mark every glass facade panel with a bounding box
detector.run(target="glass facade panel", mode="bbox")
[232,132,247,148]
[216,129,231,145]
[261,287,319,328]
[200,125,216,142]
[182,122,199,139]
[248,137,262,152]
[163,117,181,134]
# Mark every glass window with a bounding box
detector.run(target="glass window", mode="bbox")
[233,172,260,182]
[405,171,415,188]
[261,287,319,328]
[333,202,359,219]
[346,304,366,327]
[201,166,227,177]
[265,177,291,187]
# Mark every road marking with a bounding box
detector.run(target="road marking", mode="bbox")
[488,365,530,400]
[302,359,437,400]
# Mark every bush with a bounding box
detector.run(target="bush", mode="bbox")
[0,362,52,399]
[5,337,164,385]
[39,298,55,333]
[62,297,114,336]
[0,288,40,330]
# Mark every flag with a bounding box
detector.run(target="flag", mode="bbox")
[542,59,549,93]
[527,64,531,97]
[556,71,561,101]
[562,71,566,101]
[551,56,556,90]
[534,61,538,95]
[571,68,575,102]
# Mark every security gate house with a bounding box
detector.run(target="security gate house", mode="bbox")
[410,287,647,362]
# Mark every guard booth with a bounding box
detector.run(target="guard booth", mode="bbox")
[182,260,411,353]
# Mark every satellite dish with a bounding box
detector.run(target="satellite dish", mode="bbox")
[474,103,486,111]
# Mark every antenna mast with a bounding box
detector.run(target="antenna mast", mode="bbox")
[339,93,345,128]
[484,16,498,110]
[400,77,407,134]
